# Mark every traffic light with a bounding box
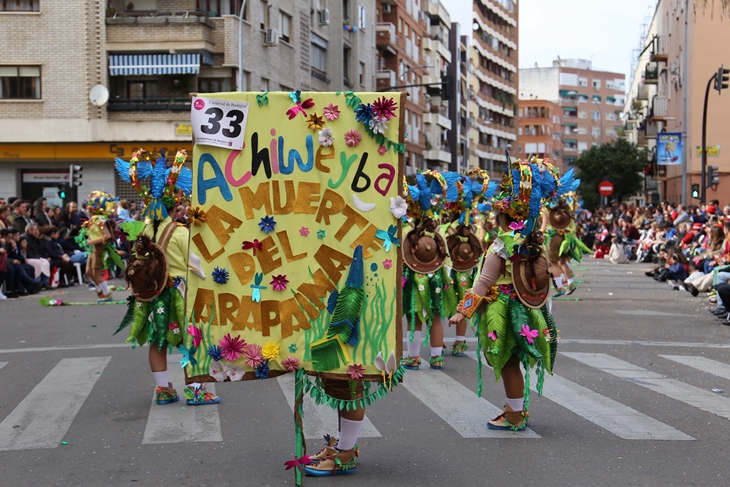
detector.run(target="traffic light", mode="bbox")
[69,164,82,187]
[59,188,66,199]
[441,75,454,100]
[691,184,700,199]
[707,165,720,187]
[715,65,729,94]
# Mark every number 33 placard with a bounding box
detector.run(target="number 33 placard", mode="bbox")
[191,96,249,150]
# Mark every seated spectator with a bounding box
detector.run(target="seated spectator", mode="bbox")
[40,225,75,287]
[33,197,52,227]
[5,238,41,295]
[0,204,11,231]
[10,199,31,233]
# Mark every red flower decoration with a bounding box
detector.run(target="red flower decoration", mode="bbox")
[242,239,263,256]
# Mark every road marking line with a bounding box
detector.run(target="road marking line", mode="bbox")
[464,352,692,440]
[0,357,110,451]
[276,374,381,440]
[142,355,222,444]
[401,365,540,438]
[564,352,730,421]
[0,362,7,370]
[660,355,730,380]
[0,344,130,354]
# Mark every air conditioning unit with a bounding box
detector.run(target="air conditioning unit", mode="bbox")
[264,28,279,45]
[382,4,391,14]
[318,8,330,25]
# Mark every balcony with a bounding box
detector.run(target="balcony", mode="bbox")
[424,148,452,163]
[376,69,397,91]
[424,0,451,26]
[644,63,659,85]
[106,13,214,52]
[650,35,668,63]
[107,97,192,112]
[636,84,651,101]
[645,122,659,139]
[376,22,397,56]
[424,112,452,130]
[649,96,668,120]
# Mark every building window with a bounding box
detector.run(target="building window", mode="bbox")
[0,65,41,99]
[578,77,588,87]
[592,79,601,89]
[518,127,522,135]
[591,126,600,138]
[343,47,351,86]
[1,0,40,11]
[127,80,158,99]
[311,34,328,74]
[198,77,232,93]
[197,0,239,17]
[578,110,586,119]
[591,111,600,121]
[358,4,366,30]
[279,11,291,43]
[342,0,349,21]
[358,62,365,86]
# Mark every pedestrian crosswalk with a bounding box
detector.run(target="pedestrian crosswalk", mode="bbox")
[4,351,730,450]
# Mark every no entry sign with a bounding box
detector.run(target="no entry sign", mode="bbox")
[598,180,614,196]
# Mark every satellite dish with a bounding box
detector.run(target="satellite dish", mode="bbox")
[89,85,109,107]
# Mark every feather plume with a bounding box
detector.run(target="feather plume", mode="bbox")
[115,158,131,182]
[168,167,193,196]
[150,158,168,198]
[443,171,462,202]
[415,173,432,210]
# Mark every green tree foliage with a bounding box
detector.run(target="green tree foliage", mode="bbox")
[573,138,649,210]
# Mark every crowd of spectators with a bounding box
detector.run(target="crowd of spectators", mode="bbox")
[0,195,190,300]
[574,199,730,324]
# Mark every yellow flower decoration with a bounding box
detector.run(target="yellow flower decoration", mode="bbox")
[307,112,325,131]
[187,206,207,227]
[262,341,280,360]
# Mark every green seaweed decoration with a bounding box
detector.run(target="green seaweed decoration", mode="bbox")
[311,246,365,372]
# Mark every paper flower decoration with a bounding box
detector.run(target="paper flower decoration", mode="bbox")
[369,117,388,135]
[509,220,525,236]
[262,341,280,360]
[242,238,263,256]
[270,274,289,291]
[307,112,325,131]
[168,322,180,335]
[520,324,539,345]
[250,272,267,302]
[282,355,300,372]
[323,103,340,121]
[354,103,374,125]
[284,455,312,472]
[348,363,365,380]
[488,330,498,341]
[289,344,298,353]
[344,129,362,147]
[243,343,264,368]
[286,90,315,119]
[256,92,269,107]
[389,196,407,218]
[317,229,326,239]
[224,361,246,381]
[259,215,277,234]
[375,225,400,252]
[207,345,223,361]
[187,324,202,348]
[209,360,227,382]
[255,360,270,380]
[318,127,334,147]
[212,267,229,285]
[372,96,398,121]
[299,227,309,236]
[177,344,197,368]
[219,333,247,361]
[186,206,206,227]
[377,145,387,155]
[383,259,393,269]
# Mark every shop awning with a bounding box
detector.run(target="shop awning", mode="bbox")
[563,139,577,144]
[592,95,602,102]
[559,89,577,97]
[607,95,616,103]
[563,122,577,127]
[109,54,201,76]
[563,106,577,113]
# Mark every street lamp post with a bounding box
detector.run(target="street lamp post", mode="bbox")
[238,0,248,91]
[592,97,604,145]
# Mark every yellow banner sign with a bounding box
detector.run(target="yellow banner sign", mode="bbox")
[697,145,721,157]
[186,91,405,382]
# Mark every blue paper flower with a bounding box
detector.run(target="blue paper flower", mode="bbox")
[212,267,229,285]
[177,344,198,368]
[317,229,326,239]
[289,344,298,353]
[354,103,374,125]
[207,345,223,361]
[259,215,277,234]
[255,360,270,380]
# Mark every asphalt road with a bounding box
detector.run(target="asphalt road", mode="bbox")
[1,259,729,487]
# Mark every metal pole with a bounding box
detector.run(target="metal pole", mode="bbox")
[681,0,689,204]
[593,98,603,144]
[701,73,716,203]
[238,0,248,91]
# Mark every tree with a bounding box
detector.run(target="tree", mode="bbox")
[572,138,649,210]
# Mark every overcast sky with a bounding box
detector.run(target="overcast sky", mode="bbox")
[448,0,658,85]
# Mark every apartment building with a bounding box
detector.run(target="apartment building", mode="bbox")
[376,0,427,176]
[0,0,375,202]
[517,99,563,170]
[622,0,730,204]
[468,0,518,179]
[445,29,469,172]
[520,59,626,168]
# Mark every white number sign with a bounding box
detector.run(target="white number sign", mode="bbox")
[191,96,249,150]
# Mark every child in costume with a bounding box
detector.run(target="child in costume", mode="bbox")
[113,149,215,406]
[449,157,559,431]
[83,191,122,302]
[401,171,452,369]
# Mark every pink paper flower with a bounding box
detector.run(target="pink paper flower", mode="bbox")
[372,96,398,121]
[243,343,264,368]
[219,333,247,361]
[509,221,525,232]
[377,145,387,155]
[282,355,300,372]
[520,324,539,344]
[344,129,362,147]
[270,274,289,291]
[323,103,341,121]
[187,324,202,348]
[383,259,393,269]
[300,227,309,236]
[488,331,498,341]
[348,363,365,380]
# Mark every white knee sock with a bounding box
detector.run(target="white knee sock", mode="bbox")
[455,335,466,342]
[555,276,565,288]
[152,371,169,387]
[567,278,574,285]
[408,331,421,357]
[430,346,443,357]
[506,397,524,411]
[99,281,110,295]
[336,418,363,451]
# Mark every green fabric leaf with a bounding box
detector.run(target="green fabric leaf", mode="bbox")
[125,300,150,344]
[508,299,543,360]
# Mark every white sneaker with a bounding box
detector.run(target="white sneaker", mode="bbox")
[0,292,6,300]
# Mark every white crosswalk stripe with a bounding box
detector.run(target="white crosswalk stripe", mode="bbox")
[0,362,7,371]
[277,374,381,440]
[142,355,222,444]
[659,354,730,380]
[0,357,110,451]
[563,352,730,421]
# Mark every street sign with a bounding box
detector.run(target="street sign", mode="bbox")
[598,180,614,196]
[696,145,721,157]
